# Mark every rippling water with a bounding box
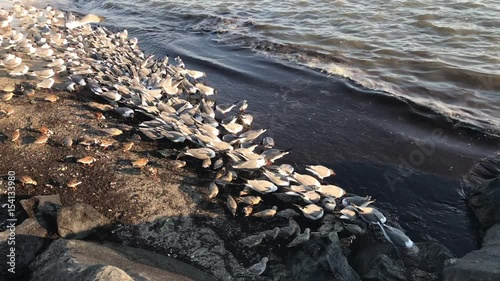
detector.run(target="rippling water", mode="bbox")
[32,0,500,256]
[54,0,500,136]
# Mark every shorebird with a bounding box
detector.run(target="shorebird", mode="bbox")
[239,233,266,248]
[34,134,49,144]
[178,147,216,160]
[322,197,337,211]
[306,165,336,179]
[293,172,321,187]
[261,227,280,241]
[36,78,54,89]
[30,69,55,79]
[378,223,415,249]
[195,83,215,96]
[10,129,20,142]
[294,204,324,220]
[353,206,387,224]
[207,182,219,199]
[246,180,278,194]
[245,257,268,276]
[227,196,237,217]
[66,14,106,29]
[8,65,29,76]
[66,179,82,190]
[287,228,310,247]
[132,158,149,169]
[77,156,97,166]
[252,206,278,218]
[342,195,375,207]
[20,176,37,186]
[236,196,263,205]
[313,185,346,198]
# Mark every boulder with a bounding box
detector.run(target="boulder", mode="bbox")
[351,237,453,281]
[20,194,62,233]
[29,239,217,281]
[284,233,359,281]
[462,154,500,232]
[282,232,360,281]
[57,203,111,239]
[443,223,500,281]
[0,218,51,279]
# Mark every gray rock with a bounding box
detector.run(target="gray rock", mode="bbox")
[29,239,216,281]
[462,154,500,231]
[283,233,360,281]
[443,223,500,281]
[351,238,452,281]
[468,177,500,231]
[0,218,50,279]
[20,194,62,233]
[363,254,407,281]
[19,194,61,233]
[57,203,111,239]
[92,265,135,281]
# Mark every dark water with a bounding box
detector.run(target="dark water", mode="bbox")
[46,0,500,256]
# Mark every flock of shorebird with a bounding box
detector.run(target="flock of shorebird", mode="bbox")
[0,1,416,277]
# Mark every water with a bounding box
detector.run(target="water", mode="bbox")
[59,0,500,136]
[40,0,500,256]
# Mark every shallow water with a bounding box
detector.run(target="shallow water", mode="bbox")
[35,0,500,256]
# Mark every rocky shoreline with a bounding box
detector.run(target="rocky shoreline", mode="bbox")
[3,153,498,281]
[0,74,457,281]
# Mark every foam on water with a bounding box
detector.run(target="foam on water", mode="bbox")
[43,0,500,137]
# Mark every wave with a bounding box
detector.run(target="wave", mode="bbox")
[47,0,500,138]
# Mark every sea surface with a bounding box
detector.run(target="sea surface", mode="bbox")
[36,0,500,256]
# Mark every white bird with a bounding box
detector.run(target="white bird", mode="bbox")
[340,206,358,220]
[36,78,54,89]
[232,157,266,170]
[8,65,29,76]
[342,195,375,207]
[261,148,291,163]
[252,206,278,218]
[245,257,268,276]
[246,180,278,194]
[293,172,321,187]
[378,223,415,249]
[185,69,205,79]
[239,233,266,248]
[262,169,292,187]
[321,197,337,211]
[179,148,216,160]
[306,165,336,179]
[195,83,215,96]
[238,129,266,143]
[313,185,346,198]
[294,204,324,220]
[0,56,22,68]
[30,68,55,79]
[222,120,243,134]
[354,206,387,224]
[115,107,134,118]
[216,101,238,115]
[66,14,106,29]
